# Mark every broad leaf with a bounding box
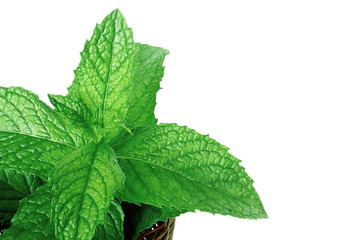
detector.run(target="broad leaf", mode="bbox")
[125,43,169,129]
[0,87,86,179]
[1,185,54,240]
[67,9,135,139]
[94,200,125,240]
[50,143,125,240]
[116,123,267,219]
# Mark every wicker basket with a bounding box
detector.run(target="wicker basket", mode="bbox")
[136,218,175,240]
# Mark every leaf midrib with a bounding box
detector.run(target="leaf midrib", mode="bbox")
[73,144,100,238]
[100,21,116,128]
[116,155,246,205]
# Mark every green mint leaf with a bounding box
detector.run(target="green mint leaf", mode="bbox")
[94,200,125,240]
[0,87,86,179]
[1,185,124,240]
[0,169,42,196]
[125,43,169,129]
[128,205,184,240]
[116,123,267,219]
[0,181,26,231]
[48,94,92,129]
[50,143,125,240]
[1,185,55,240]
[67,9,135,139]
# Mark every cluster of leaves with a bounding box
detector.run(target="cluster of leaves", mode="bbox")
[0,9,267,240]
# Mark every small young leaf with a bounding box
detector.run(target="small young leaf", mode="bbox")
[0,87,87,179]
[50,143,125,240]
[67,9,135,139]
[48,94,92,129]
[116,123,267,219]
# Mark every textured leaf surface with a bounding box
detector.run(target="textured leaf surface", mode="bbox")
[125,43,168,129]
[67,9,135,138]
[1,186,124,240]
[93,200,125,240]
[0,181,26,231]
[48,94,92,129]
[1,185,55,240]
[50,143,125,240]
[0,87,86,179]
[0,169,42,195]
[116,123,267,219]
[128,205,184,240]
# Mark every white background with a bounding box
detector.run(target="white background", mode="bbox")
[1,1,360,239]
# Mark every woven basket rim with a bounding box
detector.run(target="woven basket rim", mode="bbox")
[136,218,175,240]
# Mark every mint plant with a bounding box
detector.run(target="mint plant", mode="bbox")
[0,9,267,240]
